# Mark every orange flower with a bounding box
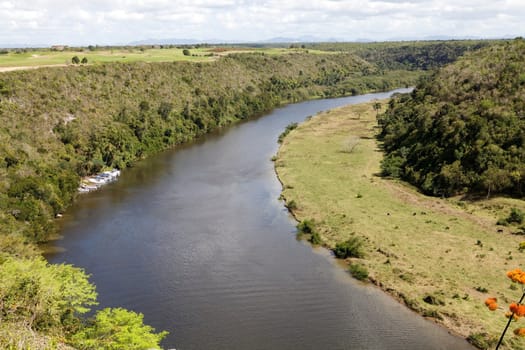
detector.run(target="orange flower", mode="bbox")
[514,328,525,336]
[485,297,497,306]
[518,305,525,317]
[488,302,498,311]
[509,303,525,317]
[507,268,525,284]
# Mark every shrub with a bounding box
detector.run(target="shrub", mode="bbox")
[333,236,364,259]
[182,49,190,56]
[278,122,298,143]
[349,263,368,281]
[70,308,168,350]
[309,231,322,245]
[297,219,315,234]
[285,199,297,210]
[498,208,525,226]
[508,208,524,224]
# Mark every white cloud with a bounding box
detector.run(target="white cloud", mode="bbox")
[0,0,522,46]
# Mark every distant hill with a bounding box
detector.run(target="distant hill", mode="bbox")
[128,36,345,46]
[378,38,525,197]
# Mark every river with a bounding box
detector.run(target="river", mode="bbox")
[47,89,473,350]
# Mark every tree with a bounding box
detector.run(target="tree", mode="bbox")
[81,57,88,64]
[182,49,190,56]
[72,56,80,64]
[71,308,168,350]
[0,257,97,330]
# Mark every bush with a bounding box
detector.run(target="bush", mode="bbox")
[285,199,297,210]
[182,49,190,56]
[0,257,97,331]
[349,263,368,281]
[309,231,322,245]
[297,219,315,234]
[333,236,364,259]
[278,122,298,143]
[498,207,525,226]
[508,208,524,224]
[70,308,168,350]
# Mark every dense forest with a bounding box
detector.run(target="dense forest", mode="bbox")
[378,38,525,197]
[0,41,494,348]
[308,40,493,70]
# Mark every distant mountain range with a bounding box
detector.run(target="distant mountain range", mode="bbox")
[127,35,506,46]
[0,34,518,49]
[128,35,347,45]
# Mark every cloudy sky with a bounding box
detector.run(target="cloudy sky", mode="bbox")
[1,0,523,46]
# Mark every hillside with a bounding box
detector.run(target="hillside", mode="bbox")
[308,40,493,70]
[378,38,525,197]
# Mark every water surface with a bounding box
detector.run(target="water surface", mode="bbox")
[48,90,473,349]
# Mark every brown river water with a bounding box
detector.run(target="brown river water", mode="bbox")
[47,89,473,350]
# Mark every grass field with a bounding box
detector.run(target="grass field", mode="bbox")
[0,46,332,70]
[275,100,525,349]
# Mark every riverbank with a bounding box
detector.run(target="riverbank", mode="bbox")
[275,100,525,349]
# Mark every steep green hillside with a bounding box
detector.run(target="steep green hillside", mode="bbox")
[308,40,493,70]
[378,38,525,197]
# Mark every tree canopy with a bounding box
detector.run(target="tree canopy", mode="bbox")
[378,38,525,197]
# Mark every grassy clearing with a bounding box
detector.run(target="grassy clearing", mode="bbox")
[275,100,525,349]
[0,47,214,68]
[0,46,333,69]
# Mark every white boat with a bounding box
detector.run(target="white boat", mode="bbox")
[78,169,121,193]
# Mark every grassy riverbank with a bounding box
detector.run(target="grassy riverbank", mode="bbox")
[275,100,525,349]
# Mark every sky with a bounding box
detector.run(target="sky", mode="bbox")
[0,0,524,46]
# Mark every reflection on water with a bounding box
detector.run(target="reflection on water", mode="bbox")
[48,90,472,349]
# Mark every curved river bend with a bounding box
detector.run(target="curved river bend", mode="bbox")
[48,89,473,350]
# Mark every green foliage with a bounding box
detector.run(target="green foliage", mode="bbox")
[309,40,493,71]
[498,207,525,226]
[0,257,97,331]
[81,57,88,64]
[72,56,80,64]
[297,219,315,234]
[182,49,190,56]
[333,236,364,259]
[309,231,322,245]
[349,263,369,281]
[508,208,524,224]
[70,308,168,350]
[278,122,298,143]
[285,199,297,210]
[379,38,525,197]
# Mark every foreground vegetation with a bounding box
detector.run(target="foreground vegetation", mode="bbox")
[0,40,499,348]
[275,100,525,349]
